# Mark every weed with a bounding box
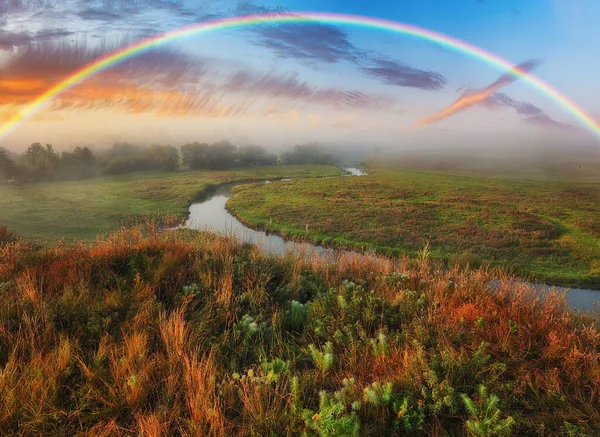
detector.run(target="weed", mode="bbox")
[461,385,515,436]
[308,342,335,376]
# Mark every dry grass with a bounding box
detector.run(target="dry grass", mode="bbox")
[0,224,598,435]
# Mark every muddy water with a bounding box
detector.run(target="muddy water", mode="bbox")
[185,168,598,313]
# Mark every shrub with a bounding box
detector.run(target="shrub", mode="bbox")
[454,251,484,270]
[461,385,515,436]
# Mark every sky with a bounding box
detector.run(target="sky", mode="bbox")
[0,0,599,153]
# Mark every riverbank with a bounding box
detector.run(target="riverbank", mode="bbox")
[227,202,600,291]
[0,165,342,243]
[226,165,600,289]
[183,173,597,310]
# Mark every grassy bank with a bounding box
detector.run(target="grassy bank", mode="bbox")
[0,225,598,435]
[0,165,342,243]
[227,165,600,288]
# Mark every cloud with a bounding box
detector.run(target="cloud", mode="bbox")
[0,41,400,122]
[3,0,449,96]
[235,1,286,16]
[0,28,76,50]
[361,59,447,91]
[2,0,217,39]
[288,111,299,125]
[0,42,207,104]
[222,70,395,110]
[414,59,541,127]
[236,1,358,65]
[483,92,543,116]
[254,24,448,91]
[524,113,579,131]
[333,114,357,128]
[483,92,579,132]
[0,41,220,119]
[253,23,364,64]
[237,2,448,90]
[307,113,321,127]
[77,9,122,21]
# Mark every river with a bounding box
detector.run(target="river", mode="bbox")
[184,167,598,313]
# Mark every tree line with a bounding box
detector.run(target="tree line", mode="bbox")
[0,141,337,183]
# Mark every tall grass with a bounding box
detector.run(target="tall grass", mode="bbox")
[0,225,598,435]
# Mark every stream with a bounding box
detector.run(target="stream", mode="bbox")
[184,167,598,313]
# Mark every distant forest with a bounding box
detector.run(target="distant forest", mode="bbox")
[0,141,338,183]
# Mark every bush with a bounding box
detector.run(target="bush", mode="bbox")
[454,250,484,269]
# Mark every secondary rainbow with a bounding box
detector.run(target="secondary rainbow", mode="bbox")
[1,12,599,141]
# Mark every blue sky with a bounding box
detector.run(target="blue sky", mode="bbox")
[0,0,598,151]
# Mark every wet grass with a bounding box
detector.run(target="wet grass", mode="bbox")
[228,165,600,288]
[0,224,598,435]
[0,165,342,243]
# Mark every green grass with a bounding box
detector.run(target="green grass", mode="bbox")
[227,164,600,288]
[0,165,343,243]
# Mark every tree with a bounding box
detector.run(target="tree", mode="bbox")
[108,142,140,159]
[207,141,237,169]
[281,143,337,165]
[238,145,277,166]
[103,143,149,174]
[59,146,97,179]
[23,143,59,180]
[147,145,180,171]
[73,146,95,166]
[181,142,210,169]
[0,148,17,181]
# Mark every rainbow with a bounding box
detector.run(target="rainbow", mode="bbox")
[1,12,599,141]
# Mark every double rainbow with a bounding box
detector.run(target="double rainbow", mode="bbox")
[1,12,598,141]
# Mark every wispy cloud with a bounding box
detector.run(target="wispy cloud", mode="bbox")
[249,20,448,91]
[1,0,219,45]
[253,22,364,64]
[0,41,400,121]
[238,2,448,90]
[2,0,449,94]
[0,28,76,50]
[0,43,207,104]
[361,59,447,91]
[223,70,394,110]
[414,59,540,126]
[484,92,579,132]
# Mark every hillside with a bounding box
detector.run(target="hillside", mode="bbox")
[0,225,598,435]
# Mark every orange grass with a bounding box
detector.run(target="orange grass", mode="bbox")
[0,225,598,435]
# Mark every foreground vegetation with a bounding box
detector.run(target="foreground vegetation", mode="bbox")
[0,165,342,242]
[228,165,600,288]
[0,224,598,435]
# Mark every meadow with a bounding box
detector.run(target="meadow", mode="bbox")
[227,165,600,288]
[0,224,598,435]
[0,165,342,243]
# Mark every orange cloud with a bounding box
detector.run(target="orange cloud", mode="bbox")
[288,111,300,125]
[0,42,401,128]
[307,113,321,127]
[333,114,366,128]
[414,59,540,127]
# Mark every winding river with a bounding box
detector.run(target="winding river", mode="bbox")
[185,167,598,313]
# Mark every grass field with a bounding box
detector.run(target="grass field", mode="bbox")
[0,225,598,435]
[0,165,342,243]
[228,165,600,287]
